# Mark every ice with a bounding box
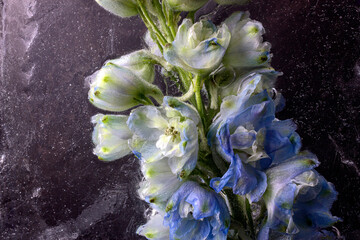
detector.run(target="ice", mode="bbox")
[1,0,359,239]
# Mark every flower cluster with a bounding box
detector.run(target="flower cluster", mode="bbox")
[88,1,340,239]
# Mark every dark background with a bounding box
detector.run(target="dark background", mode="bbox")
[0,0,359,239]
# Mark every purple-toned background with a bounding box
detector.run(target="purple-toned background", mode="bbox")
[1,0,359,239]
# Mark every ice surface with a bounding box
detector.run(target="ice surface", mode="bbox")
[0,0,359,239]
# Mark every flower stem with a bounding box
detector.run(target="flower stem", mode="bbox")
[154,0,174,41]
[194,75,205,124]
[176,83,194,101]
[137,0,167,45]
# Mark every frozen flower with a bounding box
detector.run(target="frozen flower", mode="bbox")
[164,181,230,240]
[208,76,300,202]
[91,114,132,161]
[164,19,231,75]
[258,154,340,239]
[95,0,138,18]
[165,0,209,11]
[137,212,170,240]
[127,97,200,178]
[222,12,272,74]
[88,60,163,112]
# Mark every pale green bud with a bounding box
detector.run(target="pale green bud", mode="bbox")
[88,63,163,112]
[106,50,155,83]
[91,114,132,161]
[165,0,209,11]
[95,0,138,18]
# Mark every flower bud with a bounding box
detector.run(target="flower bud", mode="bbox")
[91,114,132,161]
[106,50,155,83]
[88,63,163,112]
[223,12,272,73]
[95,0,138,18]
[165,0,209,11]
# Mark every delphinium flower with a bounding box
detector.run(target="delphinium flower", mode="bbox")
[88,1,341,239]
[208,12,274,109]
[164,181,230,240]
[258,153,340,239]
[127,97,200,178]
[88,51,163,112]
[164,19,231,75]
[208,71,301,202]
[91,114,132,161]
[131,98,201,210]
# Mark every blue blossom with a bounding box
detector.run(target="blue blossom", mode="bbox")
[164,181,230,240]
[91,114,132,161]
[258,153,340,239]
[164,19,231,75]
[127,97,200,179]
[208,74,300,202]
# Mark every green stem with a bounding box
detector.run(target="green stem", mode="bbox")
[138,11,164,54]
[177,67,191,91]
[176,83,194,101]
[163,1,177,38]
[154,0,174,41]
[137,0,167,45]
[194,75,205,122]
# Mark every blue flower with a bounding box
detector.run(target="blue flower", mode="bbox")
[258,153,340,239]
[127,97,200,179]
[164,181,230,240]
[208,74,300,202]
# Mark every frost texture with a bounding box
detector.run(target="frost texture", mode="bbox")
[0,0,359,239]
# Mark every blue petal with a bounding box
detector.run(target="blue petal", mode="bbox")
[264,119,301,164]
